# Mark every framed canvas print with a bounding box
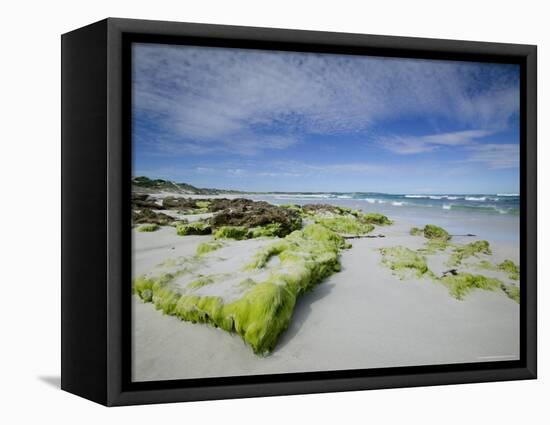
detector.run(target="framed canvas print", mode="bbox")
[61,18,537,406]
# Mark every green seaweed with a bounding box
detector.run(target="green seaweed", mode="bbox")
[410,227,423,236]
[213,225,249,240]
[423,224,451,241]
[380,246,429,278]
[438,272,501,300]
[418,240,450,254]
[476,259,495,270]
[176,222,212,236]
[196,241,224,255]
[247,223,283,238]
[195,200,211,209]
[188,276,215,289]
[501,283,520,303]
[214,224,286,240]
[448,240,491,266]
[315,215,374,235]
[498,260,520,281]
[361,213,392,225]
[134,223,346,354]
[137,223,160,232]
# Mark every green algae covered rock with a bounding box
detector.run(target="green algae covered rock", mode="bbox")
[314,216,374,236]
[137,223,160,232]
[133,223,347,355]
[213,223,285,240]
[360,212,392,225]
[213,225,249,240]
[423,224,451,241]
[176,222,212,236]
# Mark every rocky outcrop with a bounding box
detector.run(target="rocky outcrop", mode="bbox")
[132,208,177,226]
[208,198,302,237]
[132,193,162,210]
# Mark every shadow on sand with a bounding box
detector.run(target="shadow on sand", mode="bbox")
[273,273,339,352]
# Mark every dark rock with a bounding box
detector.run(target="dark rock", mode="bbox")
[132,193,162,210]
[162,197,199,210]
[132,208,177,226]
[208,198,302,237]
[302,204,350,215]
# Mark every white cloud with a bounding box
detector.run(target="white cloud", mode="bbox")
[378,129,493,154]
[133,44,519,155]
[466,144,519,169]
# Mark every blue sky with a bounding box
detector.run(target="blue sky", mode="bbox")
[132,43,520,194]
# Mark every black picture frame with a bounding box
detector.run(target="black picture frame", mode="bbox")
[61,17,537,406]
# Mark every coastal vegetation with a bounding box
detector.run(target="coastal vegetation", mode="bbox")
[134,223,348,354]
[133,190,520,357]
[382,223,519,303]
[380,246,429,278]
[137,223,160,232]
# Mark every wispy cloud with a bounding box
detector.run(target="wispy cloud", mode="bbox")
[133,44,519,156]
[377,129,493,154]
[465,144,519,169]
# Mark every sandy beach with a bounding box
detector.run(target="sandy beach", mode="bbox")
[131,192,520,382]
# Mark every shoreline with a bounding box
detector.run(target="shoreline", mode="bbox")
[131,192,520,382]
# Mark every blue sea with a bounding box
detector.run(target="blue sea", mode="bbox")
[248,192,520,243]
[262,192,519,215]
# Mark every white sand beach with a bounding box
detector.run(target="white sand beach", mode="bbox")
[132,205,519,382]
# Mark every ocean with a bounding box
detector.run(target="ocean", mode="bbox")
[247,192,520,243]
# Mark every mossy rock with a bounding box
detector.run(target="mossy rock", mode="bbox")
[213,226,249,240]
[176,222,212,236]
[360,213,392,225]
[137,223,160,232]
[423,224,451,241]
[314,216,374,236]
[209,198,302,237]
[133,223,345,354]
